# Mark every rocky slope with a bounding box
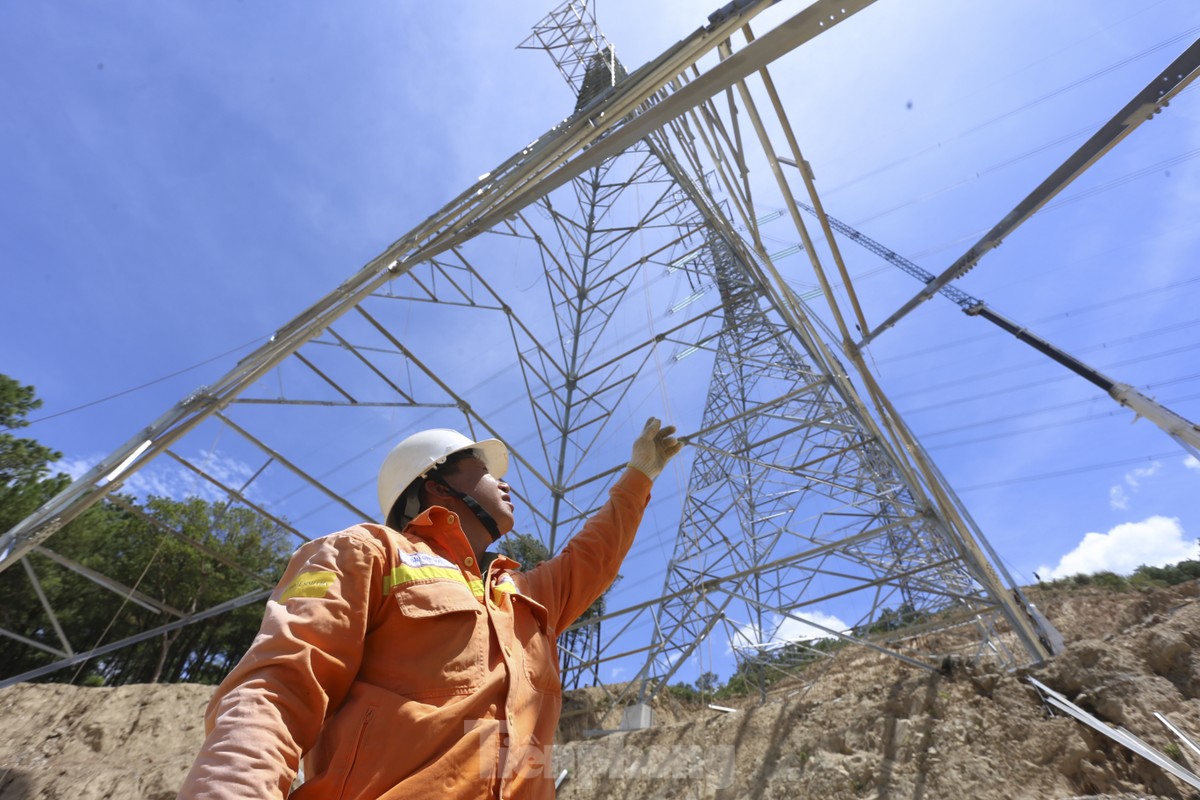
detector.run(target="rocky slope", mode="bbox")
[2,582,1199,799]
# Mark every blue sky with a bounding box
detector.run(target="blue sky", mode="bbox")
[3,0,1199,683]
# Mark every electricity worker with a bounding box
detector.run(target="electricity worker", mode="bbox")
[179,418,681,799]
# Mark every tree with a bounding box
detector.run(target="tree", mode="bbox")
[0,375,292,685]
[0,375,66,534]
[497,531,552,570]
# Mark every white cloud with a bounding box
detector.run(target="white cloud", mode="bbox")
[122,449,261,504]
[1185,455,1199,471]
[48,449,261,505]
[1038,516,1198,580]
[48,455,101,481]
[727,610,850,655]
[1107,461,1162,509]
[1108,485,1129,511]
[1124,463,1161,488]
[775,610,850,642]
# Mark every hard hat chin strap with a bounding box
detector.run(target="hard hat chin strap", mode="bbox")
[428,473,503,542]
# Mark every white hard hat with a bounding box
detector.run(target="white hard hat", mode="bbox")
[376,428,508,522]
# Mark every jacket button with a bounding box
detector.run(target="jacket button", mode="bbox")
[464,556,474,567]
[448,513,458,525]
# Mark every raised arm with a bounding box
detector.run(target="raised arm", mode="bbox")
[516,418,681,631]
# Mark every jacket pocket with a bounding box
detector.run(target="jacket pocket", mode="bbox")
[512,593,561,695]
[334,704,376,799]
[387,580,485,697]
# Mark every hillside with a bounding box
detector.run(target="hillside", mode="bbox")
[2,582,1198,799]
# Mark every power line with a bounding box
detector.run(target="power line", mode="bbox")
[898,341,1200,416]
[922,372,1200,439]
[955,450,1181,492]
[824,24,1200,197]
[891,331,1200,405]
[928,390,1200,451]
[7,334,269,433]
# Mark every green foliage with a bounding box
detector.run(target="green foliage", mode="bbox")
[1090,571,1126,591]
[666,681,701,703]
[497,532,552,571]
[1043,558,1200,593]
[1131,558,1200,587]
[859,603,928,636]
[695,670,720,693]
[0,492,291,685]
[0,376,65,533]
[0,374,292,686]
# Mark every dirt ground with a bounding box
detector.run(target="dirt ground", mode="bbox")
[2,582,1199,799]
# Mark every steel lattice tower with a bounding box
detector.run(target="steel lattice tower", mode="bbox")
[520,0,1057,707]
[35,0,1200,700]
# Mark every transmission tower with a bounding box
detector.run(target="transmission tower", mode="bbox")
[516,0,1062,705]
[5,0,1192,705]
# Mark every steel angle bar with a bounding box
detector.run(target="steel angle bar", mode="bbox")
[470,0,883,236]
[635,593,739,696]
[723,587,936,672]
[213,412,373,522]
[0,391,218,572]
[351,306,556,494]
[721,38,865,351]
[291,351,357,404]
[0,2,755,570]
[738,556,965,611]
[324,327,415,403]
[668,93,760,246]
[230,399,441,409]
[567,640,665,677]
[446,0,784,245]
[860,37,1200,348]
[0,626,67,658]
[32,546,184,618]
[684,379,831,442]
[0,587,275,689]
[803,177,1200,459]
[1029,678,1200,791]
[743,23,871,338]
[870,605,1005,646]
[163,451,310,544]
[1155,712,1200,761]
[577,518,923,635]
[369,292,502,311]
[20,557,74,656]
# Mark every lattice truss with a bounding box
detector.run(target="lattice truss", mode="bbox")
[8,0,1193,696]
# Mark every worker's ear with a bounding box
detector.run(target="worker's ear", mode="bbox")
[423,478,455,501]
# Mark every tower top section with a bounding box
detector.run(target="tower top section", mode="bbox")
[519,0,625,110]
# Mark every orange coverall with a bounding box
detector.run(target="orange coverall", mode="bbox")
[178,468,651,799]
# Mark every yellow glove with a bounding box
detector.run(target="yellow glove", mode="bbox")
[628,417,683,480]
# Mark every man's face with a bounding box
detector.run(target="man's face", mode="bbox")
[441,456,516,537]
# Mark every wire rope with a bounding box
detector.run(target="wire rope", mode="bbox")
[823,23,1200,197]
[898,341,1200,416]
[927,390,1200,452]
[955,450,1181,492]
[888,322,1200,402]
[5,334,269,433]
[921,371,1200,439]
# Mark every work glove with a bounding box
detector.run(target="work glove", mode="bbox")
[628,417,683,480]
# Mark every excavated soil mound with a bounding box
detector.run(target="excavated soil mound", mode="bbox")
[2,583,1199,799]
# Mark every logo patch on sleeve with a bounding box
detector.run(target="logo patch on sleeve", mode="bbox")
[280,570,337,602]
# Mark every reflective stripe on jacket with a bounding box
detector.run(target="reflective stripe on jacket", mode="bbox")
[178,468,652,799]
